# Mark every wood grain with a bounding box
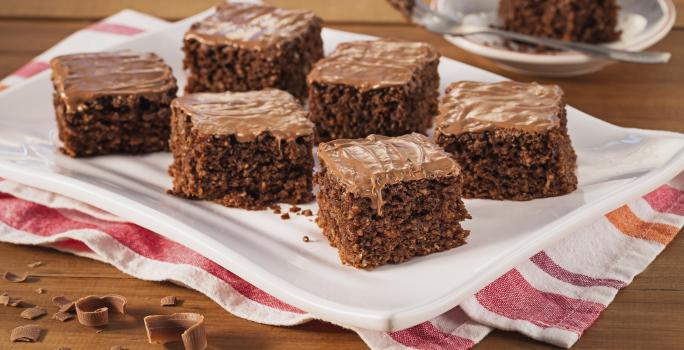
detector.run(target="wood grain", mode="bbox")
[0,4,683,350]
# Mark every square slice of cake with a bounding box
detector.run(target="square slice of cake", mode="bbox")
[434,81,578,200]
[498,0,621,43]
[183,2,324,100]
[307,38,440,142]
[168,89,315,210]
[315,133,470,269]
[50,51,178,157]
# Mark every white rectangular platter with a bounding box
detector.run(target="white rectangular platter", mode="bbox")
[0,10,683,332]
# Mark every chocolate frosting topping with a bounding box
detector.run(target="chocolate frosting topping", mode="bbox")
[173,89,314,142]
[318,133,460,215]
[435,81,564,135]
[185,3,318,47]
[307,39,439,90]
[50,51,176,113]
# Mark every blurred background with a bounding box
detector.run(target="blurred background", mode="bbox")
[1,0,682,134]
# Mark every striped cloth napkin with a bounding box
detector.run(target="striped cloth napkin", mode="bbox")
[1,10,683,349]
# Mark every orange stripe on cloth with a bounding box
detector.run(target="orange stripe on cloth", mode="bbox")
[606,205,680,245]
[0,84,8,92]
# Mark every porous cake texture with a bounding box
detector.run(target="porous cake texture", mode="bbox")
[168,89,315,210]
[307,38,440,142]
[315,133,471,269]
[434,81,578,200]
[50,51,177,157]
[183,2,324,100]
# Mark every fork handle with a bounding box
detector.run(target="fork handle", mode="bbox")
[459,28,672,64]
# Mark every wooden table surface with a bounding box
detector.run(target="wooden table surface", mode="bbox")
[1,1,683,349]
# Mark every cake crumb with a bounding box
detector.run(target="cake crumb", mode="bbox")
[301,209,313,216]
[35,288,45,294]
[96,329,104,334]
[280,213,290,220]
[302,235,310,243]
[269,204,282,214]
[289,205,301,213]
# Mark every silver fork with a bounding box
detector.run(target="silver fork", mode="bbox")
[409,1,671,64]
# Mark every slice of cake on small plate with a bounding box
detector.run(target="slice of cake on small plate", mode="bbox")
[168,89,315,210]
[434,80,578,200]
[315,133,470,269]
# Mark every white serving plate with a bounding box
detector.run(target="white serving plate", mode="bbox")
[436,0,676,77]
[1,9,683,332]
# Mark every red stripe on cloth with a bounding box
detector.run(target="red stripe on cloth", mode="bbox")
[390,321,475,350]
[643,184,684,216]
[51,239,92,252]
[88,22,144,36]
[476,269,604,333]
[530,251,626,289]
[13,61,50,78]
[0,192,303,314]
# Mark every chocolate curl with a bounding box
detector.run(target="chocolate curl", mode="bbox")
[52,295,75,313]
[3,271,28,283]
[144,313,207,350]
[27,261,43,269]
[10,324,42,342]
[160,296,177,307]
[53,311,75,322]
[75,295,127,327]
[20,307,47,320]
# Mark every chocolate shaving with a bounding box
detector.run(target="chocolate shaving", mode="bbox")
[301,209,313,216]
[144,313,207,350]
[160,295,177,307]
[27,261,43,269]
[35,288,45,294]
[0,294,9,305]
[280,213,290,220]
[289,205,301,213]
[3,271,29,283]
[52,295,75,313]
[95,329,104,334]
[8,298,23,307]
[53,311,75,322]
[10,324,42,342]
[75,295,127,327]
[302,235,310,243]
[21,306,48,320]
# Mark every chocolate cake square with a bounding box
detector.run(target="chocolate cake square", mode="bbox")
[182,2,323,100]
[434,81,578,200]
[315,133,470,269]
[168,89,315,210]
[307,38,440,142]
[50,51,178,157]
[499,0,621,43]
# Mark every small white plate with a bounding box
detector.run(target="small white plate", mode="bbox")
[0,10,683,332]
[437,0,677,76]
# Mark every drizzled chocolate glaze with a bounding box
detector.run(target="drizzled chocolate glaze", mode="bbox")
[50,51,176,113]
[307,38,439,90]
[185,3,318,47]
[318,133,460,215]
[435,81,564,136]
[173,89,314,142]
